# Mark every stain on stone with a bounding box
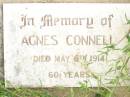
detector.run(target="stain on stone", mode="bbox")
[14,65,21,76]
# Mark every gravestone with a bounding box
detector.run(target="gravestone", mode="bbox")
[3,3,130,87]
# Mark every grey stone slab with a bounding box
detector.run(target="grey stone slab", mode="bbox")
[0,5,4,80]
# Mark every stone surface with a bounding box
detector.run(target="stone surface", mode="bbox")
[3,3,130,88]
[0,0,130,84]
[0,1,130,97]
[0,5,4,80]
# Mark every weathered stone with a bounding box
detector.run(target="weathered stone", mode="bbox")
[3,4,130,88]
[0,5,4,80]
[0,1,130,97]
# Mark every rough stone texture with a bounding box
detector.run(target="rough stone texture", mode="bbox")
[0,5,3,80]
